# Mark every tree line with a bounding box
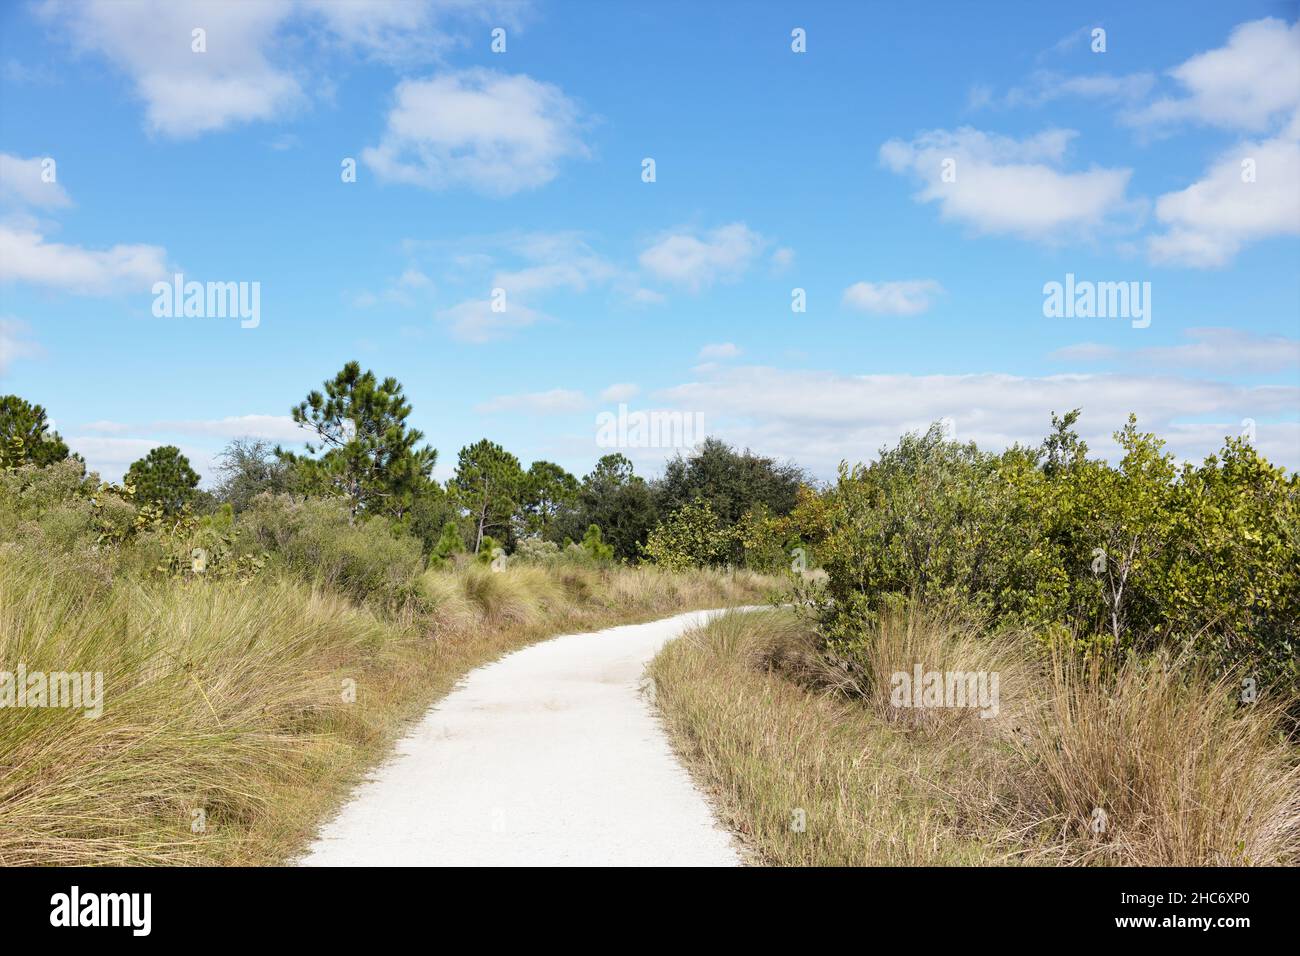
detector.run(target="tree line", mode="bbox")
[4,361,1295,691]
[0,361,808,567]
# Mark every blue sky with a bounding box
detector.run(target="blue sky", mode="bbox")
[1,0,1297,484]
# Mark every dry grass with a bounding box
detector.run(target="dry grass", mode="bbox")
[1010,649,1300,866]
[650,606,1300,866]
[649,610,1003,865]
[0,547,780,865]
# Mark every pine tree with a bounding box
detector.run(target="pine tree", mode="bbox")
[125,445,200,513]
[279,361,436,520]
[0,395,75,468]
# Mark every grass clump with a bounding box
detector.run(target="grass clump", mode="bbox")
[650,605,1300,867]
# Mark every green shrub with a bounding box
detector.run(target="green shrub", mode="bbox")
[642,499,733,571]
[238,494,424,607]
[812,417,1299,690]
[514,537,561,562]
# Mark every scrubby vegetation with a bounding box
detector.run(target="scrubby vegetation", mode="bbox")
[3,363,1296,867]
[650,412,1299,866]
[0,376,782,866]
[652,608,1300,866]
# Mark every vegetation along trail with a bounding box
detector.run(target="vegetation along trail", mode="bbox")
[301,608,756,867]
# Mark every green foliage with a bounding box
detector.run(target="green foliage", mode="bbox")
[648,438,807,568]
[657,437,804,525]
[0,457,262,582]
[515,536,561,562]
[238,493,424,606]
[124,445,200,514]
[521,460,579,540]
[452,439,524,553]
[475,534,505,566]
[281,361,436,520]
[430,519,467,563]
[811,416,1299,690]
[579,523,615,563]
[403,479,460,557]
[733,504,799,572]
[641,498,734,571]
[0,395,76,468]
[565,454,658,562]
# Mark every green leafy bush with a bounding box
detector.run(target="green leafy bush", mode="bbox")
[641,499,734,570]
[238,494,424,607]
[812,416,1299,690]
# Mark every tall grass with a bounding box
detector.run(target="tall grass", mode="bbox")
[0,546,779,866]
[1011,649,1300,865]
[649,610,1002,865]
[650,606,1300,866]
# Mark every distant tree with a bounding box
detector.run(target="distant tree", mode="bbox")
[125,445,200,513]
[655,437,804,525]
[406,479,461,556]
[0,395,76,468]
[568,453,658,562]
[452,439,524,553]
[521,460,579,540]
[279,361,436,520]
[213,437,292,511]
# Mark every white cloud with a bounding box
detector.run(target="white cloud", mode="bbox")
[653,364,1300,475]
[398,268,432,288]
[0,224,167,294]
[300,0,527,65]
[352,267,436,308]
[975,70,1155,110]
[493,252,614,296]
[41,0,305,138]
[639,223,767,290]
[362,69,588,196]
[1126,18,1300,133]
[152,414,309,441]
[0,153,71,208]
[1052,327,1300,373]
[65,436,168,472]
[698,342,741,360]
[626,287,666,306]
[405,231,629,339]
[476,389,587,414]
[879,127,1133,241]
[842,279,943,316]
[771,247,795,271]
[40,1,531,138]
[600,383,639,402]
[435,297,545,343]
[1148,131,1300,267]
[82,414,309,441]
[0,318,41,375]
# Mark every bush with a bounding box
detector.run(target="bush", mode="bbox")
[641,499,733,570]
[811,417,1299,691]
[514,537,561,562]
[238,494,424,607]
